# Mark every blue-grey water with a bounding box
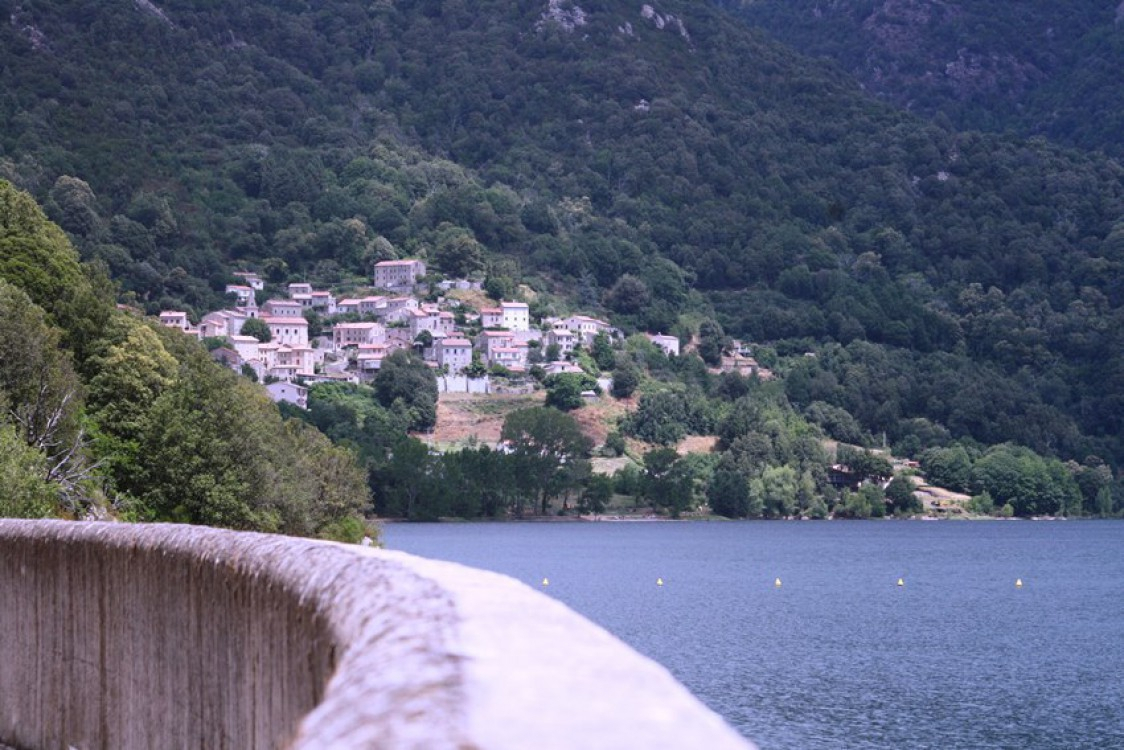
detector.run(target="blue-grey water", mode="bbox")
[382,521,1124,749]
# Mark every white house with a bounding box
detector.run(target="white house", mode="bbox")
[233,271,264,291]
[262,316,309,347]
[546,328,577,356]
[265,381,307,409]
[335,298,361,315]
[261,299,304,318]
[477,330,514,358]
[490,345,528,371]
[480,307,504,328]
[229,335,261,362]
[287,282,314,297]
[409,307,456,339]
[563,315,610,345]
[647,333,680,357]
[199,310,248,339]
[159,311,190,331]
[373,259,426,291]
[225,284,256,306]
[358,296,388,317]
[258,343,315,379]
[333,322,386,349]
[309,291,336,314]
[381,296,419,324]
[501,301,530,331]
[437,337,474,374]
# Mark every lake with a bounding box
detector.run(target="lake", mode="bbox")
[382,520,1124,750]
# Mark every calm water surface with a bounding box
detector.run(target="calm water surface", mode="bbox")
[383,520,1124,749]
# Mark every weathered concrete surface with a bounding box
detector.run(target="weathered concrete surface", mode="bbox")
[0,520,754,749]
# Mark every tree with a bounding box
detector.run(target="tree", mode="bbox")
[604,274,650,314]
[501,407,592,515]
[373,350,439,431]
[0,421,59,518]
[697,319,728,366]
[434,225,484,278]
[580,474,614,514]
[544,372,596,411]
[759,465,798,517]
[240,317,272,343]
[919,446,973,493]
[642,447,694,517]
[611,357,641,398]
[590,332,616,370]
[0,280,88,511]
[885,476,920,515]
[707,469,750,518]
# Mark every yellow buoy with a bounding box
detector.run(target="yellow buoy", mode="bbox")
[542,577,549,587]
[897,578,905,587]
[774,577,782,588]
[657,577,664,586]
[1016,578,1023,588]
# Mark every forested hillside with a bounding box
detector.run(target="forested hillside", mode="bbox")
[2,0,1122,482]
[0,179,370,536]
[716,0,1124,157]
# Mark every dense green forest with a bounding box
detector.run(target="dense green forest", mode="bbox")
[0,179,371,537]
[717,0,1124,158]
[1,0,1122,514]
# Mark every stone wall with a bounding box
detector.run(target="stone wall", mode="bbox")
[0,520,754,750]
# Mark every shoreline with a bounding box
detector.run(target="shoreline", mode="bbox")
[376,513,1085,524]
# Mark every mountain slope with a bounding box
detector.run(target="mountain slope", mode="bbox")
[2,0,1123,467]
[716,0,1124,157]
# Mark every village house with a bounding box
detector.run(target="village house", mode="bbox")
[229,335,261,363]
[159,311,190,331]
[476,330,514,359]
[480,306,504,328]
[334,298,361,316]
[543,361,585,376]
[333,322,386,349]
[436,337,473,374]
[501,301,530,331]
[224,284,256,306]
[563,314,611,345]
[309,290,336,315]
[373,259,426,292]
[198,309,247,339]
[409,307,456,339]
[357,296,388,317]
[233,271,264,291]
[210,346,243,370]
[261,299,304,318]
[490,345,528,372]
[436,279,482,292]
[291,293,313,308]
[266,381,308,409]
[355,342,396,375]
[381,296,420,324]
[257,342,315,379]
[546,327,577,356]
[287,282,313,297]
[262,316,309,347]
[647,333,680,357]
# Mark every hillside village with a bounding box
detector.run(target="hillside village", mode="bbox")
[157,260,770,413]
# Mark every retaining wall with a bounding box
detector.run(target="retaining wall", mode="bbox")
[0,520,753,749]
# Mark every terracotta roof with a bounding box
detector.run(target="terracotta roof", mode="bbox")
[375,259,423,267]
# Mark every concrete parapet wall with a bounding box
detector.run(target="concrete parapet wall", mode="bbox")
[0,520,753,750]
